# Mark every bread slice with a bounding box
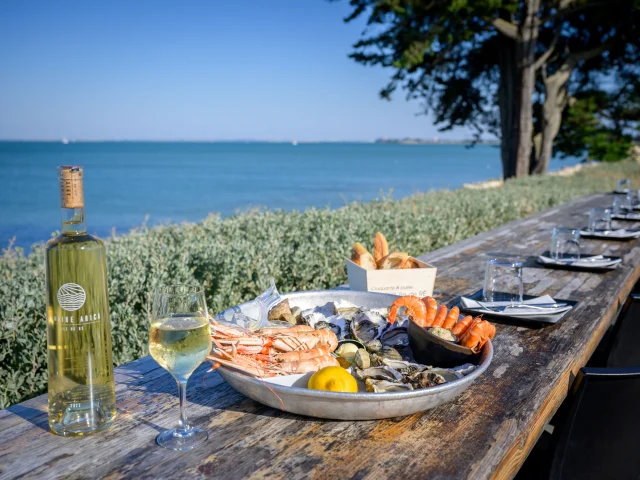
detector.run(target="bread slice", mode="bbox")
[377,252,410,269]
[373,232,389,263]
[351,243,377,270]
[407,257,422,269]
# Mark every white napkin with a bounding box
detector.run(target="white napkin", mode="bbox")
[460,294,572,316]
[612,212,640,220]
[537,255,620,268]
[580,229,640,239]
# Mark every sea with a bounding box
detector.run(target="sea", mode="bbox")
[0,141,581,249]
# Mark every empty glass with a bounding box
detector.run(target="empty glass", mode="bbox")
[612,195,630,215]
[482,259,524,304]
[617,178,632,192]
[588,208,612,232]
[149,285,211,450]
[550,228,580,260]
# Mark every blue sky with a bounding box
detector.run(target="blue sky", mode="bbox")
[0,0,474,141]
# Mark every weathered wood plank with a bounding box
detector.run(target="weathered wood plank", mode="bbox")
[0,193,637,480]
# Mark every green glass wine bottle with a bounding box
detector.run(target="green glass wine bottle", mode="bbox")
[45,166,116,436]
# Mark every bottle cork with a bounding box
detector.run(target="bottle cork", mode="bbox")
[58,166,84,209]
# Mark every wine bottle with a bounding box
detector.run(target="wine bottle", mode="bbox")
[45,166,116,436]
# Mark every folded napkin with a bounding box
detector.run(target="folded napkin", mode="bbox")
[460,294,572,316]
[613,212,640,220]
[580,229,640,239]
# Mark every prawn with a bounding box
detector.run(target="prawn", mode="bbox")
[460,320,495,352]
[442,306,460,330]
[451,315,475,337]
[388,295,428,327]
[432,305,448,328]
[421,296,438,327]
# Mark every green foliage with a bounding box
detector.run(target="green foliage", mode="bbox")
[1,161,639,408]
[556,92,634,162]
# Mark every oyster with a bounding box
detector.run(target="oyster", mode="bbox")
[304,312,347,339]
[354,366,405,383]
[371,346,403,366]
[379,358,430,374]
[333,299,360,320]
[380,327,409,348]
[365,379,413,393]
[365,339,383,354]
[407,368,462,389]
[350,310,386,343]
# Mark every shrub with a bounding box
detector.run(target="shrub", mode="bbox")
[1,161,638,408]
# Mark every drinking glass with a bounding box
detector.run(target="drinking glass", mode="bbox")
[482,259,524,304]
[550,228,580,260]
[617,178,631,192]
[149,285,212,450]
[612,195,629,215]
[588,208,612,232]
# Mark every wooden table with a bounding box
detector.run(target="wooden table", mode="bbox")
[2,193,639,480]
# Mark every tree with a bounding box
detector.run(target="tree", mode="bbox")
[530,0,640,173]
[339,0,639,178]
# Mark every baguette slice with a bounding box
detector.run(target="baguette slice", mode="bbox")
[351,243,377,270]
[373,232,389,263]
[407,257,422,269]
[377,252,410,270]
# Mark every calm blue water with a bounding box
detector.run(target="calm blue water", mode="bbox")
[0,142,580,248]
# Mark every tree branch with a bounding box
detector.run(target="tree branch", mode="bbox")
[533,31,560,70]
[488,18,518,40]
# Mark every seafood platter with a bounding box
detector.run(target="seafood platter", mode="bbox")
[346,232,437,297]
[209,289,495,420]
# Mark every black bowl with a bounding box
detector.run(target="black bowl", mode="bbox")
[408,321,478,368]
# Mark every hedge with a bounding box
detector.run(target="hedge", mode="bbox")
[1,161,639,408]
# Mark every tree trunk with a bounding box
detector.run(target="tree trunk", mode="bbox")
[495,0,540,179]
[514,0,540,177]
[531,71,570,174]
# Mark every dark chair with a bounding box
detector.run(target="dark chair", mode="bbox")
[549,367,640,480]
[606,294,640,367]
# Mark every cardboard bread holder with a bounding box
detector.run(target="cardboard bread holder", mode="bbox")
[346,257,437,297]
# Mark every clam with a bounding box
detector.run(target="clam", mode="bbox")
[365,379,413,393]
[355,349,371,369]
[350,310,386,343]
[380,327,409,348]
[354,366,405,383]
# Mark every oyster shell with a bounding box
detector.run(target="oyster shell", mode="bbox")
[365,379,413,393]
[354,366,404,383]
[350,310,386,343]
[304,312,347,339]
[451,363,477,376]
[407,368,462,389]
[333,299,360,320]
[380,327,409,348]
[365,339,383,354]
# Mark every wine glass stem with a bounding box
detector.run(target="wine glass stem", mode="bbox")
[177,380,190,433]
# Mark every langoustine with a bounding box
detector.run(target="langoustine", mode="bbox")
[208,318,339,378]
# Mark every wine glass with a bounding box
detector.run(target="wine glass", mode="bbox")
[482,259,524,305]
[550,228,580,260]
[149,285,212,450]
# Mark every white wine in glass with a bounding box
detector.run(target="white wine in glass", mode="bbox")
[149,286,212,450]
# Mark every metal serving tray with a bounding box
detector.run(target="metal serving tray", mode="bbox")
[216,290,492,420]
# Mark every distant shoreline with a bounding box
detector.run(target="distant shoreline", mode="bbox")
[0,139,485,144]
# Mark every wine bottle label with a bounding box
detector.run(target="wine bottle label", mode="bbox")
[57,283,86,311]
[59,165,84,208]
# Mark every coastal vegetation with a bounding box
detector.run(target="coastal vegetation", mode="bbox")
[341,0,640,178]
[1,160,640,408]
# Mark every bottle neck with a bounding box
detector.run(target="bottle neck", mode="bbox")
[61,207,87,235]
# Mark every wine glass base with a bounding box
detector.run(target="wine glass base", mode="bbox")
[156,427,208,451]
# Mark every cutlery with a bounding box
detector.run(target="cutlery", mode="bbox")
[477,301,569,312]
